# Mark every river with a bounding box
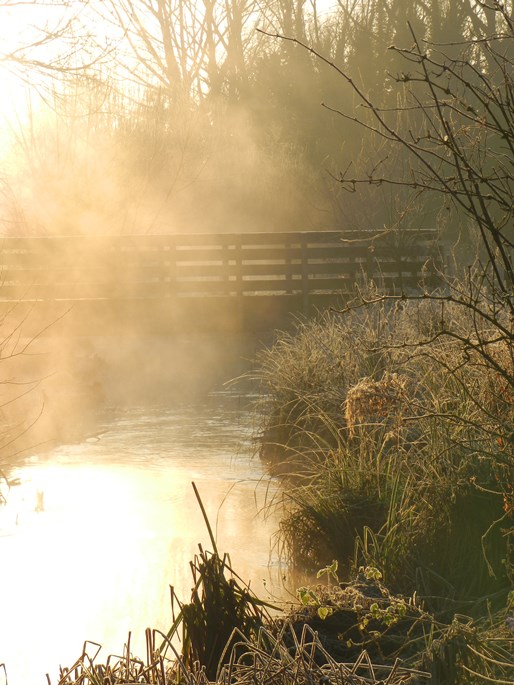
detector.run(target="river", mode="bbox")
[0,390,294,685]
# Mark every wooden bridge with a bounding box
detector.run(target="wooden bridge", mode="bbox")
[0,230,441,336]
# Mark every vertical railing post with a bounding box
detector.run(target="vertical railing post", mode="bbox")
[396,239,405,294]
[223,237,231,296]
[222,234,241,297]
[285,234,293,295]
[234,234,243,297]
[233,234,244,332]
[301,237,309,315]
[365,242,375,287]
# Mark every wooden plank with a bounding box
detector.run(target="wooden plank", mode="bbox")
[173,233,238,247]
[238,244,435,262]
[175,262,303,278]
[240,247,304,261]
[175,248,232,263]
[0,246,438,274]
[0,229,438,250]
[242,263,305,277]
[241,230,344,245]
[174,280,239,295]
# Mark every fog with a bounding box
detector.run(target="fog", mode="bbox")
[0,0,481,462]
[0,319,271,464]
[0,84,331,238]
[0,3,506,682]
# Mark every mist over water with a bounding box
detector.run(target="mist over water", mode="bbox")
[0,335,299,685]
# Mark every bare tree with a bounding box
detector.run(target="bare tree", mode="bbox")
[262,1,513,576]
[263,2,512,296]
[83,0,264,105]
[0,0,107,90]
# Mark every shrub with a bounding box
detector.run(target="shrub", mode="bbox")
[253,296,513,613]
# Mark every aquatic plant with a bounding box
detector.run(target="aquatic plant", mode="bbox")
[161,546,271,681]
[155,483,274,680]
[50,625,429,685]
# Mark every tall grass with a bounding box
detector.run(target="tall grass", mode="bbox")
[50,561,514,685]
[46,481,513,685]
[253,296,513,614]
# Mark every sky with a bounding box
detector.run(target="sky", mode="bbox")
[0,0,342,128]
[0,0,109,130]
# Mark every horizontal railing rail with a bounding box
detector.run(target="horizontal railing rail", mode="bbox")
[0,230,443,302]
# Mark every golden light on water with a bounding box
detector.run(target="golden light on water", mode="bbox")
[0,409,291,684]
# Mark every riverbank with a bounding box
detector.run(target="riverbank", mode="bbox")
[252,301,512,610]
[48,550,513,685]
[243,294,513,684]
[2,310,512,684]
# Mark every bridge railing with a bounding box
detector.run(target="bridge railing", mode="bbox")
[0,230,442,302]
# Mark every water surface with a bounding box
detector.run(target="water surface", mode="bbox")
[0,392,292,684]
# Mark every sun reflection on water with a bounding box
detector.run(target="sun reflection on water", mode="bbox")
[0,402,291,684]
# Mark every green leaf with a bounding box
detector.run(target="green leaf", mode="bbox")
[297,588,311,606]
[297,587,319,606]
[316,560,339,580]
[317,606,333,620]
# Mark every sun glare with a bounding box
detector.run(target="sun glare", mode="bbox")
[0,10,41,145]
[0,1,78,144]
[0,67,31,125]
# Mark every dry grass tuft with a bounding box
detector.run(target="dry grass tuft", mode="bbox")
[48,570,514,685]
[51,623,431,685]
[52,632,171,685]
[219,622,429,685]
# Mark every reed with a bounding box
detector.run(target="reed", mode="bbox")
[50,625,431,685]
[161,546,272,681]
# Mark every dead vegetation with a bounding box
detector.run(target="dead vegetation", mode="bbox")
[344,372,408,438]
[49,566,514,685]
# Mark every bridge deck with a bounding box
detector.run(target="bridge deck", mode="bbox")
[0,230,441,335]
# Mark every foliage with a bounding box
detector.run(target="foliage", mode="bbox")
[42,499,514,685]
[254,296,513,612]
[252,0,513,621]
[284,567,514,684]
[51,621,435,685]
[48,585,514,685]
[151,483,274,680]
